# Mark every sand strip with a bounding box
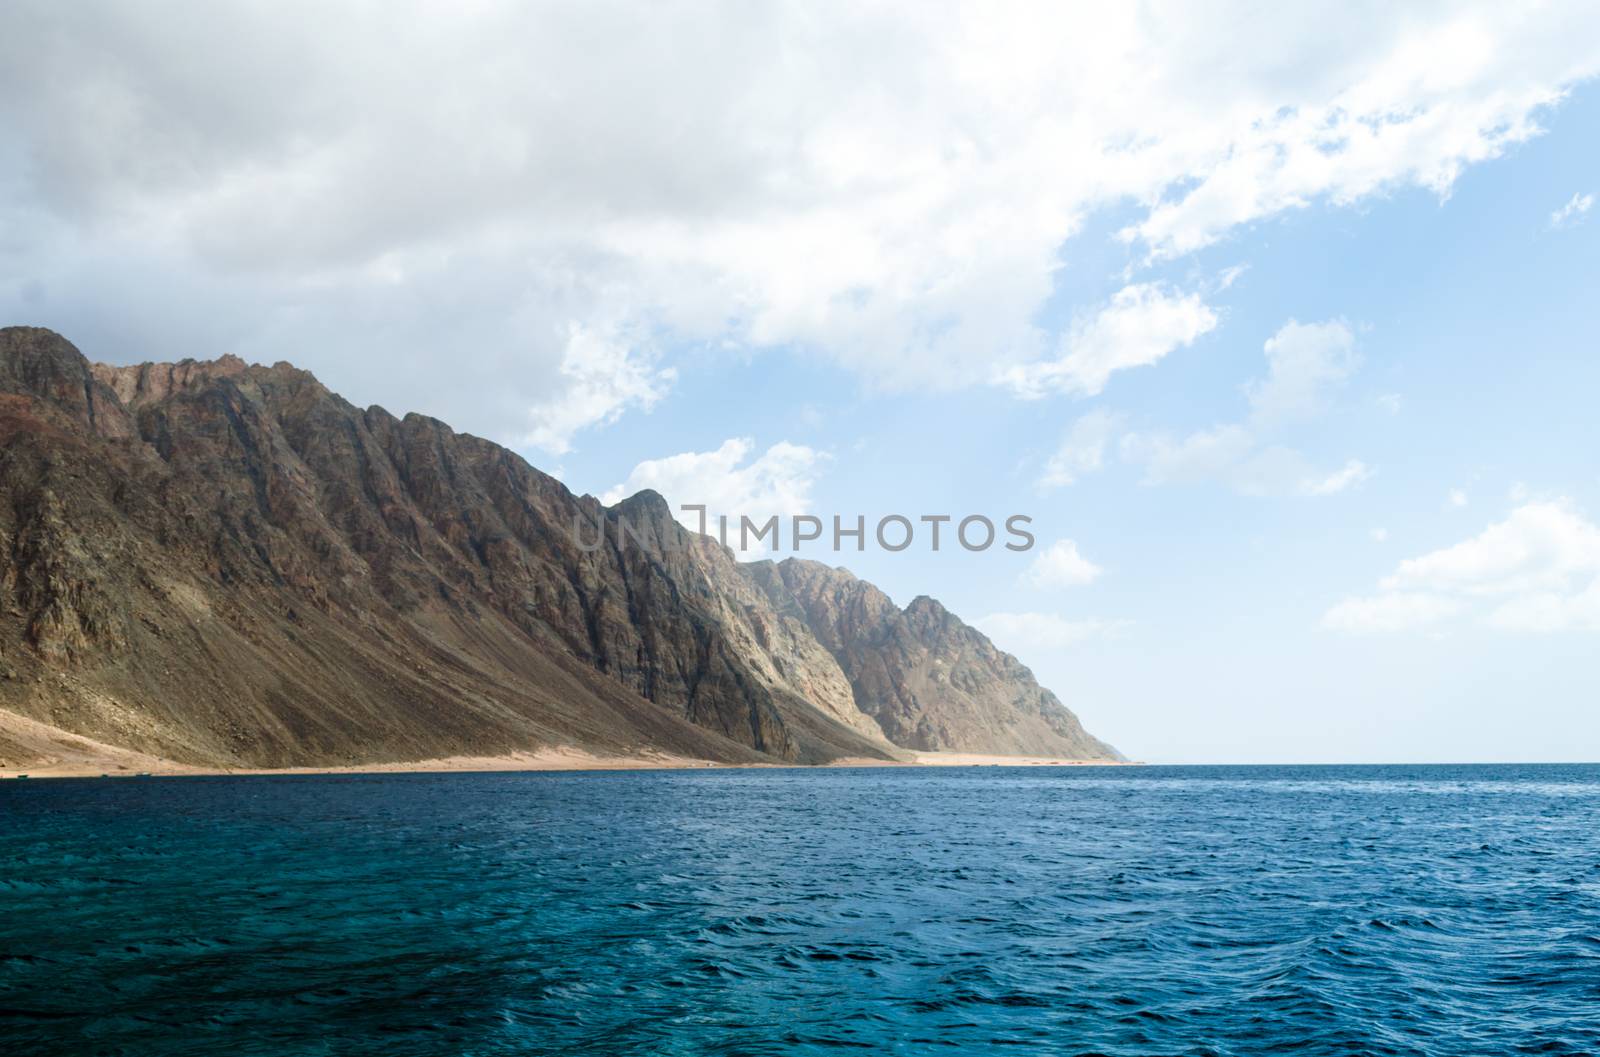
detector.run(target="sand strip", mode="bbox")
[0,707,1132,779]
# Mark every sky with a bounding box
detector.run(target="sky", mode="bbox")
[2,2,1598,763]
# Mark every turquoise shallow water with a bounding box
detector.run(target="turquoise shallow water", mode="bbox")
[2,764,1599,1055]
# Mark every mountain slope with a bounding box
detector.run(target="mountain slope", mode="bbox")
[0,326,1119,769]
[748,559,1122,759]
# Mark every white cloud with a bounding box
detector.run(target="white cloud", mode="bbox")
[1485,581,1600,633]
[1550,190,1594,228]
[1025,540,1103,589]
[1246,319,1359,426]
[1040,409,1121,489]
[602,437,827,550]
[975,612,1130,655]
[2,2,1597,444]
[1449,488,1469,508]
[521,323,675,454]
[1323,592,1462,633]
[1324,500,1600,633]
[1128,424,1255,485]
[1131,437,1369,498]
[998,283,1218,398]
[1298,459,1372,497]
[1106,319,1369,497]
[1216,264,1249,291]
[1371,527,1389,543]
[1125,12,1591,259]
[1382,501,1600,596]
[1376,392,1403,415]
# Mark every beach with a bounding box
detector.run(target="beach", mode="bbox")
[0,706,1128,779]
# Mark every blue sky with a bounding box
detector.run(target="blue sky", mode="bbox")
[3,2,1598,761]
[570,83,1600,764]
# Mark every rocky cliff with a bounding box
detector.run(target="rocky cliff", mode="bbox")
[0,326,1119,769]
[749,559,1122,758]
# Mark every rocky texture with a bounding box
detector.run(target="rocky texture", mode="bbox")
[0,326,1118,769]
[750,559,1122,759]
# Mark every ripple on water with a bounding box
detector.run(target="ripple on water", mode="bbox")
[2,764,1599,1056]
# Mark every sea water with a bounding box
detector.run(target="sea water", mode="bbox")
[2,764,1598,1055]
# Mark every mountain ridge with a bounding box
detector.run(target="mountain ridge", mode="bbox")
[0,326,1121,771]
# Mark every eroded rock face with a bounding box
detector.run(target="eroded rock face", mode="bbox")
[0,327,891,766]
[749,559,1122,759]
[0,326,1117,767]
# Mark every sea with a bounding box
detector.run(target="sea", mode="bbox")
[2,764,1598,1055]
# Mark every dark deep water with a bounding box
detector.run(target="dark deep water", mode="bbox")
[2,765,1599,1056]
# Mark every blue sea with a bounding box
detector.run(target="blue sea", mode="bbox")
[3,764,1598,1055]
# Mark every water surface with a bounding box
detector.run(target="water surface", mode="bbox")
[3,764,1598,1054]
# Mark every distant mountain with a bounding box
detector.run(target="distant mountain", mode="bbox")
[0,326,1120,769]
[749,560,1121,759]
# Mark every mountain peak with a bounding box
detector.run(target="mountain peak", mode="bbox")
[760,561,1119,759]
[609,488,673,519]
[0,327,1121,769]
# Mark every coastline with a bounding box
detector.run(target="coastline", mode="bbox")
[0,750,1136,780]
[0,709,1132,779]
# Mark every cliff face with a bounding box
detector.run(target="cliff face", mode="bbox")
[749,559,1122,759]
[0,326,1118,769]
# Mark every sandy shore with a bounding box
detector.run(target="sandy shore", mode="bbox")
[826,751,1133,769]
[0,750,1132,780]
[0,707,1131,779]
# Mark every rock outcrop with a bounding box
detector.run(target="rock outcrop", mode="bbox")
[0,326,1119,769]
[749,559,1122,759]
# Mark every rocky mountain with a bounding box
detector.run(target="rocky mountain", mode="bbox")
[749,559,1121,758]
[0,326,1119,770]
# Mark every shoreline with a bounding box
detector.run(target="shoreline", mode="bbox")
[0,750,1137,780]
[0,706,1134,779]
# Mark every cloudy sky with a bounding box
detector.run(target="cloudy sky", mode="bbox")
[4,1,1599,762]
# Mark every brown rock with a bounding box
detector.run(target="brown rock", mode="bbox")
[749,558,1121,759]
[0,325,1118,768]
